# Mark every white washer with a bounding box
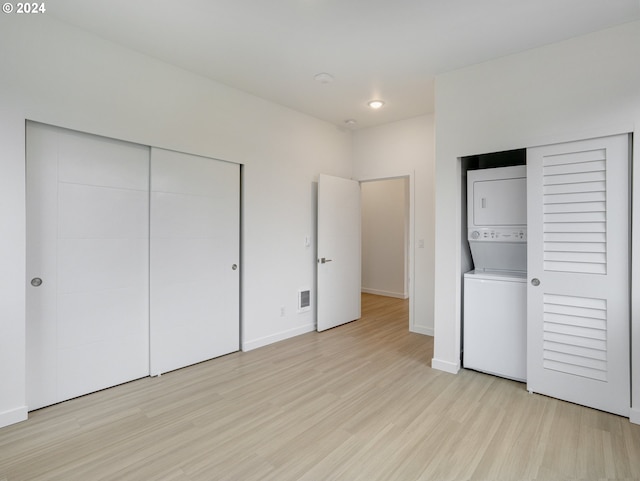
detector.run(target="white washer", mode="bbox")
[463,270,527,382]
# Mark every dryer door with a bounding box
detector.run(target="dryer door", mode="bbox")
[472,177,527,226]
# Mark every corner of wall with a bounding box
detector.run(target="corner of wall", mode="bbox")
[242,323,315,352]
[630,407,640,425]
[0,406,28,429]
[431,357,460,374]
[410,325,433,336]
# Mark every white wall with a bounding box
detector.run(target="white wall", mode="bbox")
[432,21,640,421]
[353,115,435,336]
[361,179,408,299]
[0,15,352,427]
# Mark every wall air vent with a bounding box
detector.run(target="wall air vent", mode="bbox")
[298,289,311,312]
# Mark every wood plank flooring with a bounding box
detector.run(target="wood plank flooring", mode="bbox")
[1,293,639,480]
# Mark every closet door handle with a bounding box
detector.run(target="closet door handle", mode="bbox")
[531,278,540,287]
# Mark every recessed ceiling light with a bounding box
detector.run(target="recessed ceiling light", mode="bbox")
[368,100,385,109]
[314,72,334,84]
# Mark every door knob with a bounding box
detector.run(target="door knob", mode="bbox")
[531,278,540,287]
[318,258,333,264]
[31,277,43,287]
[232,264,238,271]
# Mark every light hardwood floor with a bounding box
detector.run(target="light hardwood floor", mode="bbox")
[1,293,639,481]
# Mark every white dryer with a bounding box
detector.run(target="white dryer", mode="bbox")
[463,165,527,382]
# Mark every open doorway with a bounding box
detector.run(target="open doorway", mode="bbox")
[316,173,414,333]
[360,177,411,326]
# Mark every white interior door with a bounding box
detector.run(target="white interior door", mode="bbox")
[150,148,240,375]
[26,122,150,410]
[527,134,630,416]
[317,174,361,331]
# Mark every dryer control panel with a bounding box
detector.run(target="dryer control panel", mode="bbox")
[468,227,526,242]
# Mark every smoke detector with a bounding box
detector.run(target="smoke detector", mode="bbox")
[314,73,334,84]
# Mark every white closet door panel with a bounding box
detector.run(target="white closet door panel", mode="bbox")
[26,122,150,411]
[26,280,58,410]
[543,170,605,185]
[544,191,606,204]
[544,181,606,195]
[151,281,238,374]
[150,148,239,376]
[151,283,216,330]
[58,184,149,239]
[544,201,605,214]
[57,130,149,190]
[541,148,605,166]
[57,238,148,293]
[57,288,148,349]
[26,123,60,410]
[26,132,58,243]
[58,334,149,402]
[543,159,605,176]
[151,192,222,239]
[527,134,630,417]
[150,238,226,284]
[151,148,233,196]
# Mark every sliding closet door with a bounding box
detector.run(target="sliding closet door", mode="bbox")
[527,134,630,416]
[150,148,240,375]
[26,122,150,410]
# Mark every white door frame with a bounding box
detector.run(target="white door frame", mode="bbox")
[630,130,640,424]
[358,172,416,333]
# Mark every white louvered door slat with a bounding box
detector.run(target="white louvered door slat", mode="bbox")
[544,181,606,195]
[527,134,630,417]
[544,201,605,213]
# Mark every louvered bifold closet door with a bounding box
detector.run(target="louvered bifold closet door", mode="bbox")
[527,134,630,417]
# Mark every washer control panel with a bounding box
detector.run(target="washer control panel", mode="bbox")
[468,228,526,242]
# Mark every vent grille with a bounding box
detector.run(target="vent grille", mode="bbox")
[298,289,311,312]
[543,149,607,274]
[543,294,607,381]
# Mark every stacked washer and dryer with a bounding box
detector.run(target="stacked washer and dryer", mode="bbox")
[463,165,527,382]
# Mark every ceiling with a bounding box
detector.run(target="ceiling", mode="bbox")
[48,0,640,129]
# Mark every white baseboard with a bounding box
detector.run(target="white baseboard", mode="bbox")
[242,323,315,352]
[0,406,28,429]
[630,407,640,425]
[410,325,434,336]
[431,357,460,374]
[361,288,408,299]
